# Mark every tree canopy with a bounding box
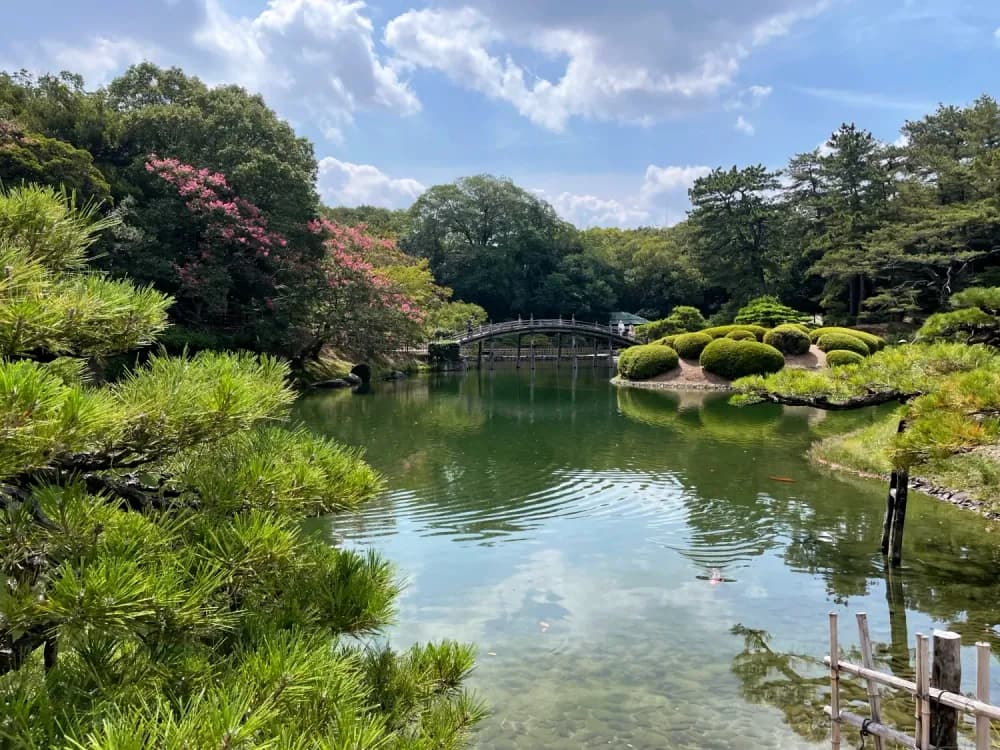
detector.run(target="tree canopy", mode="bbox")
[0,185,484,748]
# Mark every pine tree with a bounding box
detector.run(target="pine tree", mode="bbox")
[0,186,484,748]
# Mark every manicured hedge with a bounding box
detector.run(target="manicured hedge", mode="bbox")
[618,344,680,380]
[673,332,713,359]
[809,326,885,353]
[725,329,757,341]
[653,335,677,348]
[816,332,870,356]
[699,338,785,380]
[699,324,767,341]
[763,324,811,355]
[427,341,461,362]
[826,349,865,367]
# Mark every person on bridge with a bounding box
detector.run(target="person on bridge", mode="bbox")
[467,317,473,335]
[617,320,625,337]
[627,324,635,338]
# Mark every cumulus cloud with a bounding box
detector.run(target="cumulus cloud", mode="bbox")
[538,163,710,228]
[7,0,419,143]
[385,0,828,130]
[318,157,426,208]
[735,115,755,135]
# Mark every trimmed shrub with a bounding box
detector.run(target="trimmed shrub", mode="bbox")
[826,349,865,367]
[699,324,767,341]
[764,324,811,355]
[673,332,713,359]
[618,344,680,380]
[809,326,885,353]
[635,306,708,342]
[699,338,785,380]
[816,332,869,356]
[663,305,707,332]
[653,335,677,348]
[725,329,757,341]
[733,295,809,328]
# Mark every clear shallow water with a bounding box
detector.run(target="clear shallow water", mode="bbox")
[295,367,1000,749]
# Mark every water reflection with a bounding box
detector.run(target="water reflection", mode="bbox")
[295,367,1000,749]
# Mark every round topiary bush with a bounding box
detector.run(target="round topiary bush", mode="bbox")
[617,344,680,380]
[763,324,811,355]
[733,295,808,328]
[809,326,884,353]
[699,338,785,380]
[653,335,677,348]
[826,349,865,367]
[699,324,767,341]
[672,332,713,359]
[725,329,757,341]
[816,332,869,356]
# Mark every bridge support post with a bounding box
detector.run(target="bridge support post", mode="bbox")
[608,335,613,368]
[530,335,536,370]
[592,337,598,367]
[477,341,483,369]
[516,334,522,369]
[572,335,578,369]
[556,333,563,367]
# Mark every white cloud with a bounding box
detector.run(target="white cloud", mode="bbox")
[735,115,755,135]
[545,192,651,228]
[385,1,829,130]
[40,36,155,86]
[318,157,426,208]
[748,84,773,100]
[994,26,1000,40]
[537,163,711,228]
[9,0,419,143]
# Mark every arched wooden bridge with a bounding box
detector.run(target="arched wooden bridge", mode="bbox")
[456,317,638,347]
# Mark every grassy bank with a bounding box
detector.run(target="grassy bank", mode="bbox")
[810,410,1000,514]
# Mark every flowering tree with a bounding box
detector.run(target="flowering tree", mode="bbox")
[291,218,425,361]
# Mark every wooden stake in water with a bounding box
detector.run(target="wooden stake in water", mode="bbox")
[856,613,884,750]
[931,629,961,750]
[977,642,991,750]
[830,612,841,750]
[916,633,930,750]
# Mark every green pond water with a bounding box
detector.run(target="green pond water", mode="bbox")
[295,366,1000,749]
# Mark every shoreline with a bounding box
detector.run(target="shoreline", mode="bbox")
[610,375,734,392]
[813,457,1000,522]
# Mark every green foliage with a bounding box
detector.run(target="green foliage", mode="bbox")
[700,324,767,341]
[725,329,757,341]
[826,349,865,367]
[809,326,884,352]
[0,194,483,747]
[672,332,713,359]
[699,339,785,380]
[733,296,808,328]
[617,344,679,380]
[0,120,110,202]
[763,325,811,355]
[689,166,783,304]
[816,332,870,356]
[918,286,1000,346]
[636,305,708,342]
[425,301,488,339]
[428,341,461,363]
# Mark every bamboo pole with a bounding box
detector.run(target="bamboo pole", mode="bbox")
[917,633,931,750]
[822,658,1000,721]
[830,612,841,750]
[823,708,938,749]
[856,613,884,750]
[976,642,991,750]
[931,630,961,749]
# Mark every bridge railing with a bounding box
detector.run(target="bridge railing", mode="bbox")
[461,317,632,339]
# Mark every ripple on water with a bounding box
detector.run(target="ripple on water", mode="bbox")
[330,466,783,570]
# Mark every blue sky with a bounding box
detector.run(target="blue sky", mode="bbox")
[3,0,999,227]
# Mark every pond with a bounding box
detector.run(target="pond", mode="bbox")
[295,366,1000,749]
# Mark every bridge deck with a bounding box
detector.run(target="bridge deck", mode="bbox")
[455,318,637,347]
